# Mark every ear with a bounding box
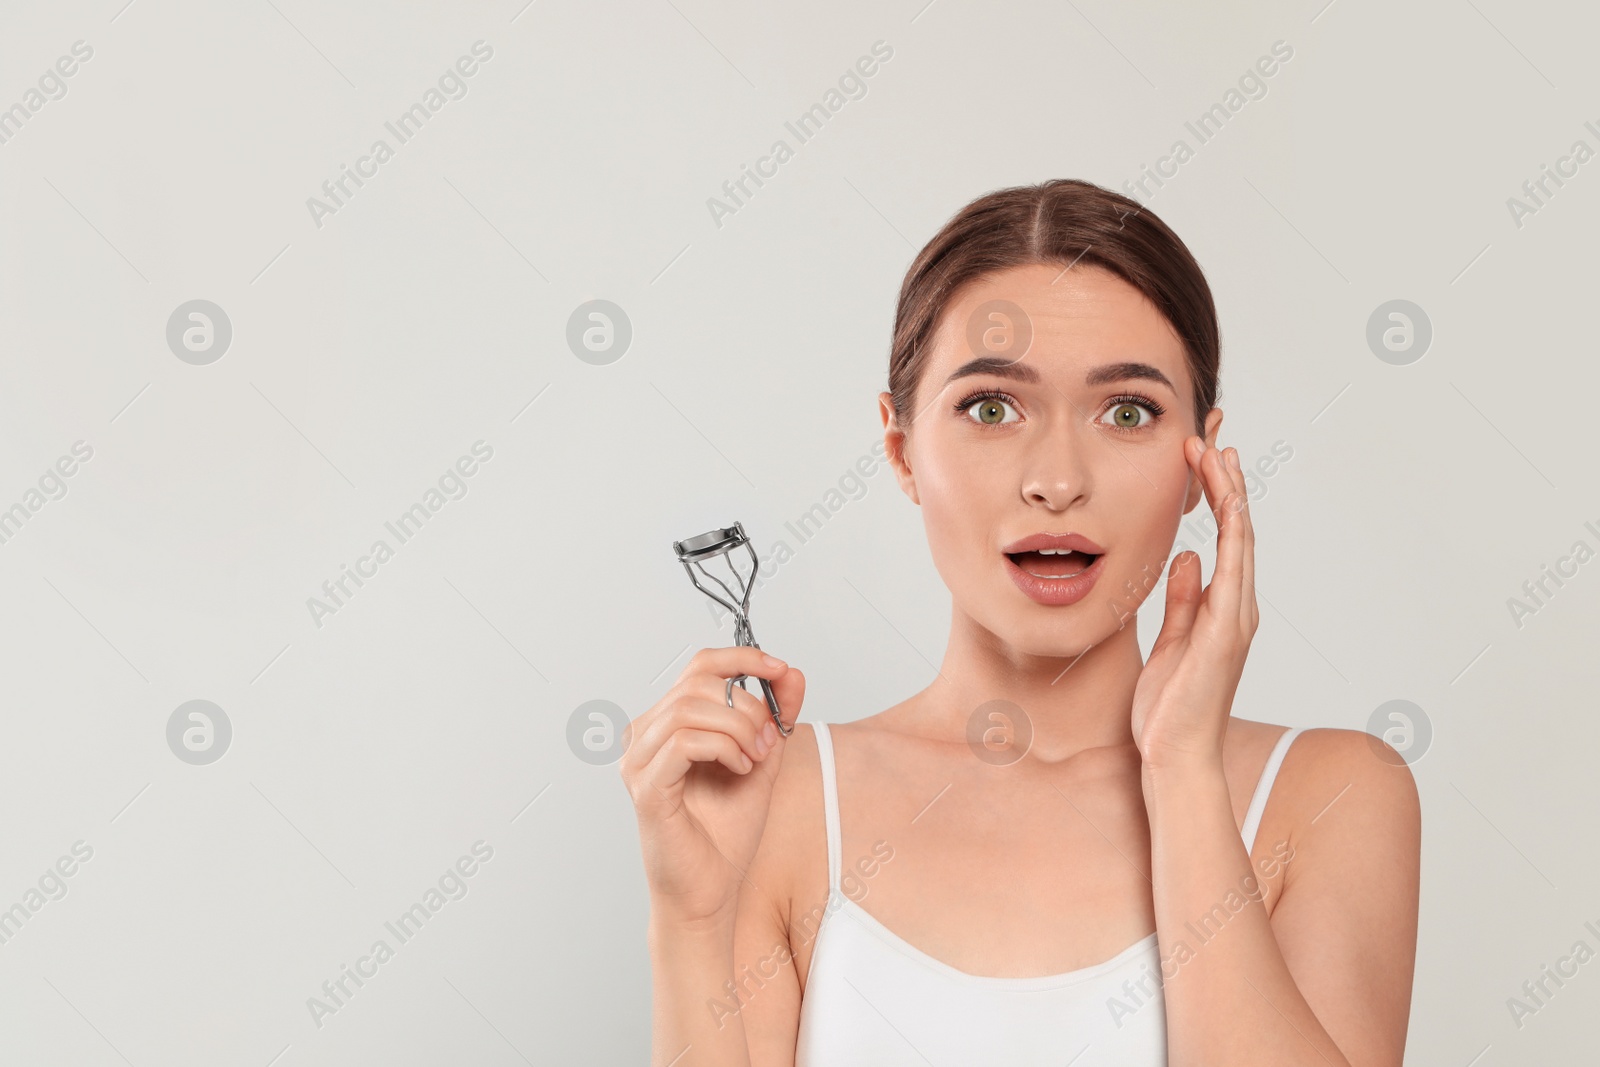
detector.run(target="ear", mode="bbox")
[1181,407,1224,515]
[879,391,920,506]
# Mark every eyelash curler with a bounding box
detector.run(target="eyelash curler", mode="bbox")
[672,521,791,737]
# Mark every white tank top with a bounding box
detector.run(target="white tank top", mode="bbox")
[794,721,1303,1066]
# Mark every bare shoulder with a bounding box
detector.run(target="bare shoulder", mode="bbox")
[746,722,830,934]
[727,723,828,1056]
[1278,725,1421,832]
[749,715,909,930]
[1227,718,1421,891]
[1228,718,1418,819]
[1255,726,1422,1065]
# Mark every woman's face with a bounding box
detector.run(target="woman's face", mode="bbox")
[881,262,1222,658]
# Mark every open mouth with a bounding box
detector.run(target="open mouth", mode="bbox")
[1004,548,1101,579]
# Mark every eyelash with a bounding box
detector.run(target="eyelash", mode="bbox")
[951,388,1167,430]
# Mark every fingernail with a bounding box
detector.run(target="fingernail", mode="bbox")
[763,721,778,746]
[762,653,786,669]
[1227,449,1241,471]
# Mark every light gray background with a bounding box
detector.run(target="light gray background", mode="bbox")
[1,0,1595,1063]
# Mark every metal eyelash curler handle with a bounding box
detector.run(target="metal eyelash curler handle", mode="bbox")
[671,521,791,737]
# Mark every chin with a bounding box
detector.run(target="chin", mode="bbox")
[979,597,1123,661]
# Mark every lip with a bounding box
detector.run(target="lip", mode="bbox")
[1003,550,1105,606]
[1001,531,1106,555]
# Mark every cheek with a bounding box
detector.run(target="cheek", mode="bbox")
[911,432,1007,561]
[912,428,1004,503]
[1116,452,1193,552]
[1148,454,1195,514]
[1090,455,1191,609]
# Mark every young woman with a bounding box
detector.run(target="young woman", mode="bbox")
[621,179,1421,1066]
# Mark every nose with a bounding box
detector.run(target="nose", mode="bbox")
[1020,419,1091,511]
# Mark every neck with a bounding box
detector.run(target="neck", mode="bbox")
[915,601,1145,763]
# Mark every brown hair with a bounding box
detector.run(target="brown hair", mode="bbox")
[888,179,1220,434]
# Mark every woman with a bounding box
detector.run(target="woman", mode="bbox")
[621,179,1421,1065]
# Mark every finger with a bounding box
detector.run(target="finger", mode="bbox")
[1183,438,1228,570]
[1196,443,1240,621]
[684,646,805,735]
[679,645,791,688]
[1188,435,1232,527]
[1223,447,1258,625]
[1210,447,1250,623]
[710,669,804,783]
[634,690,771,770]
[765,666,806,733]
[1151,551,1203,656]
[635,727,755,811]
[685,672,781,753]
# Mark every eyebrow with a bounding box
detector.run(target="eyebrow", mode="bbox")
[942,357,1176,392]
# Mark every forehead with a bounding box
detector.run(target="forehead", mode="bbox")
[925,262,1190,391]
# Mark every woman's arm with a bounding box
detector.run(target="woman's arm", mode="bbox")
[618,647,808,1066]
[1131,439,1420,1064]
[647,775,807,1067]
[1144,730,1420,1065]
[649,910,752,1066]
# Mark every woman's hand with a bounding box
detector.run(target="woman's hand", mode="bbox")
[1129,437,1258,771]
[618,646,805,927]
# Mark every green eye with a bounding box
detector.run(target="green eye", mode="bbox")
[1102,401,1153,429]
[965,397,1018,425]
[953,388,1021,424]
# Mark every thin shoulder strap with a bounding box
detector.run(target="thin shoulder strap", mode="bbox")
[811,722,842,895]
[1240,727,1302,852]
